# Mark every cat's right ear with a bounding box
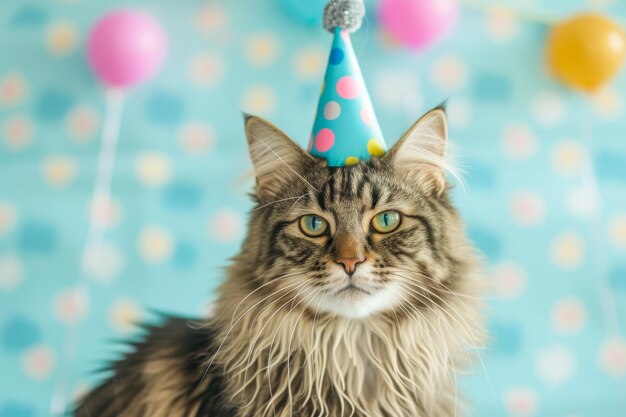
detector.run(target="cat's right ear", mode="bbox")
[244,115,315,202]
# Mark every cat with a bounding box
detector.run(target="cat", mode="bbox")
[74,107,486,417]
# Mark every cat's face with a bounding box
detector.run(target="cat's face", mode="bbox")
[243,109,464,319]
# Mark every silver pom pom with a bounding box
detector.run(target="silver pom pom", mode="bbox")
[323,0,365,33]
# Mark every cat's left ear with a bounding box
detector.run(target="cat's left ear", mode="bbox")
[244,115,316,203]
[384,107,452,196]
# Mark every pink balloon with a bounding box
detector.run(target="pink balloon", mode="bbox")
[378,0,459,50]
[86,10,168,88]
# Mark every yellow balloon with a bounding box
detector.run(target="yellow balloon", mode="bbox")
[547,13,626,92]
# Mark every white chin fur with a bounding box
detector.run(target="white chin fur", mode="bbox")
[311,266,401,319]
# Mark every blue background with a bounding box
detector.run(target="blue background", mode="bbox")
[1,0,626,416]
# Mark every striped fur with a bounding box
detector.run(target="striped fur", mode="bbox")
[75,108,486,417]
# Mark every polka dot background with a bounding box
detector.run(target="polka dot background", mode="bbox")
[0,1,625,416]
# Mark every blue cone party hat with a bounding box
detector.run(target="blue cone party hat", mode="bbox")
[309,1,386,167]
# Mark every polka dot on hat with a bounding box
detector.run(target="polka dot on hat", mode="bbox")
[345,156,359,166]
[329,47,344,65]
[315,128,335,153]
[367,138,385,157]
[324,101,341,120]
[360,107,374,126]
[336,76,360,99]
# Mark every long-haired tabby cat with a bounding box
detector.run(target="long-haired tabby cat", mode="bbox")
[75,107,485,417]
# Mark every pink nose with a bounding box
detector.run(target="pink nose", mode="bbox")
[334,257,366,275]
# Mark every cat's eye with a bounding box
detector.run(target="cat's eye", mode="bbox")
[371,211,401,234]
[299,215,329,237]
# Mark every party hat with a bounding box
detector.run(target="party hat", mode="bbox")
[309,1,386,167]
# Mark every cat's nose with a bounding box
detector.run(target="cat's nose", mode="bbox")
[334,257,366,275]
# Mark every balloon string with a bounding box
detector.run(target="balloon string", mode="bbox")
[579,101,622,338]
[459,0,559,25]
[49,88,126,416]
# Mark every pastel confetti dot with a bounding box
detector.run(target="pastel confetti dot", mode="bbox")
[0,202,17,235]
[446,98,472,129]
[189,53,225,88]
[42,154,77,187]
[138,226,174,264]
[532,91,567,127]
[209,209,244,243]
[3,115,33,151]
[315,128,335,152]
[566,185,599,219]
[360,107,374,126]
[509,191,546,226]
[2,316,40,352]
[88,195,123,229]
[45,21,78,56]
[591,88,623,119]
[146,92,185,125]
[430,55,468,91]
[486,7,519,42]
[551,140,587,177]
[374,70,421,111]
[323,101,341,120]
[336,76,360,99]
[241,84,277,115]
[195,5,227,33]
[502,123,536,160]
[82,242,125,283]
[551,297,587,334]
[598,338,626,378]
[22,345,55,380]
[178,121,216,155]
[66,106,99,143]
[491,262,527,299]
[0,254,24,291]
[609,214,626,249]
[109,298,144,334]
[550,232,585,270]
[53,287,88,325]
[534,345,576,387]
[292,47,325,80]
[245,32,281,67]
[135,152,173,187]
[367,138,385,157]
[0,402,35,417]
[329,47,344,65]
[504,387,538,417]
[0,72,28,106]
[345,156,359,166]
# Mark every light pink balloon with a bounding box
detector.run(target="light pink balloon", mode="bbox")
[86,10,168,88]
[378,0,459,50]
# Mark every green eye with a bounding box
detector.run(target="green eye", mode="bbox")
[299,215,328,237]
[372,211,401,233]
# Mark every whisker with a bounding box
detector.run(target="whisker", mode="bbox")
[253,195,308,211]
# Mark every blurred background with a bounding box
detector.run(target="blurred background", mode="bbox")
[1,0,625,416]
